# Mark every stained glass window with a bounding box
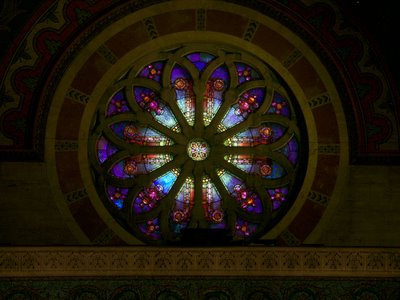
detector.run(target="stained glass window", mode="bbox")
[89,46,307,245]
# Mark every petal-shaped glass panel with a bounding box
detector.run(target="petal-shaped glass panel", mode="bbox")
[224,123,287,147]
[133,86,181,132]
[110,154,173,179]
[133,169,180,214]
[202,176,225,228]
[218,169,263,214]
[224,155,287,179]
[218,88,265,132]
[170,177,195,234]
[110,122,173,146]
[171,65,195,126]
[203,65,229,126]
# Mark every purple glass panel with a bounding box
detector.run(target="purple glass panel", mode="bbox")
[106,186,129,210]
[97,136,118,164]
[138,61,165,83]
[219,88,265,132]
[267,186,289,210]
[106,90,130,116]
[235,62,261,84]
[278,136,299,165]
[138,218,161,239]
[266,92,290,117]
[235,218,257,238]
[185,52,215,72]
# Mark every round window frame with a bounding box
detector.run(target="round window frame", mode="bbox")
[87,43,309,245]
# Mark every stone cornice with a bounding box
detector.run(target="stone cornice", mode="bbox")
[0,247,399,278]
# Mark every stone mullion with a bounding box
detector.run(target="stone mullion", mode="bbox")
[101,126,131,150]
[253,183,273,224]
[200,56,225,81]
[211,117,254,145]
[258,114,300,137]
[218,158,249,185]
[188,163,207,228]
[223,144,274,157]
[254,82,274,117]
[145,155,186,186]
[123,184,149,223]
[235,79,267,95]
[234,206,266,224]
[100,149,130,176]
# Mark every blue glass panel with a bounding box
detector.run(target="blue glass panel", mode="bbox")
[185,52,215,72]
[266,92,290,117]
[106,90,130,116]
[203,65,229,126]
[153,169,179,194]
[138,61,165,83]
[267,186,289,210]
[224,123,286,147]
[219,88,265,132]
[97,136,118,164]
[218,169,243,192]
[235,62,261,84]
[133,169,180,214]
[134,86,180,132]
[171,177,194,234]
[138,218,161,239]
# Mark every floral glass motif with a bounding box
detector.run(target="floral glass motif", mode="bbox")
[90,48,306,244]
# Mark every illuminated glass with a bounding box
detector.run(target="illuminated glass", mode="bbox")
[89,47,307,244]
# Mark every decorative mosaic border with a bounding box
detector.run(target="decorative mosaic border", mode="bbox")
[1,247,399,278]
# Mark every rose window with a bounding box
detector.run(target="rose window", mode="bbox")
[89,46,307,244]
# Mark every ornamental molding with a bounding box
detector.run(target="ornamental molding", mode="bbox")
[0,247,399,278]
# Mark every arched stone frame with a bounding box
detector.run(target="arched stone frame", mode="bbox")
[45,0,348,245]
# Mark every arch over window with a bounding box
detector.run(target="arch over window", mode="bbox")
[89,45,307,244]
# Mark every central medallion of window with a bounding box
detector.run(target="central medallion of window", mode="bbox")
[89,45,307,245]
[187,139,210,161]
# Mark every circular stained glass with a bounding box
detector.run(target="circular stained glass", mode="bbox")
[89,45,307,244]
[187,139,210,161]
